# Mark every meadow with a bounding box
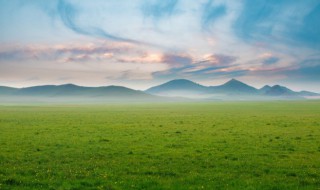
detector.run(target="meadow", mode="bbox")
[0,101,319,189]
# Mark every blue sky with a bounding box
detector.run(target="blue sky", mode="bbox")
[0,0,319,92]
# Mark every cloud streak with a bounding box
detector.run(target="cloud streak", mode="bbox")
[201,0,226,30]
[57,0,140,44]
[233,0,320,48]
[142,0,179,20]
[0,41,132,62]
[200,54,238,65]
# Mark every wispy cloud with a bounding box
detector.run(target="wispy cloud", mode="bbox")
[199,54,238,65]
[262,57,280,65]
[118,53,163,64]
[57,0,140,44]
[142,0,179,20]
[162,53,239,79]
[161,53,193,67]
[201,0,226,30]
[0,41,132,62]
[258,53,280,65]
[233,0,320,48]
[282,58,320,81]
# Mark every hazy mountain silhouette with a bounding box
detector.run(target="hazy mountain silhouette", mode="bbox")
[259,85,272,94]
[145,79,319,99]
[145,79,208,98]
[0,79,319,102]
[0,86,17,95]
[0,84,158,102]
[15,84,151,98]
[298,91,320,96]
[263,85,296,96]
[209,79,258,95]
[147,79,259,97]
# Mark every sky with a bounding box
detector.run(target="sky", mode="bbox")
[0,0,320,92]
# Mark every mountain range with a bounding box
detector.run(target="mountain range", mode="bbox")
[0,79,319,102]
[0,84,157,103]
[145,79,319,99]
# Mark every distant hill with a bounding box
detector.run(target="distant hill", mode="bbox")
[0,84,159,102]
[0,86,18,95]
[145,79,208,98]
[259,85,272,94]
[209,79,258,95]
[298,91,320,96]
[263,85,296,96]
[14,84,151,98]
[146,78,259,97]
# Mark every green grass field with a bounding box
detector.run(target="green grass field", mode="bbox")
[0,101,320,189]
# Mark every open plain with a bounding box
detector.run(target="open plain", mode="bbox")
[0,101,320,189]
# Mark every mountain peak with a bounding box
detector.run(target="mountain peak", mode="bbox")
[213,78,258,94]
[167,79,196,84]
[156,79,202,88]
[145,79,207,95]
[270,85,292,91]
[59,83,79,87]
[264,85,295,96]
[260,85,271,90]
[259,85,272,93]
[223,78,247,86]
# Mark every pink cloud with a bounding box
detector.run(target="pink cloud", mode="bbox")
[0,41,135,63]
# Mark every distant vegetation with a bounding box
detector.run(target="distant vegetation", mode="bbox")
[1,101,320,189]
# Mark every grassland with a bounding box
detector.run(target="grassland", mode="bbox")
[0,101,320,189]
